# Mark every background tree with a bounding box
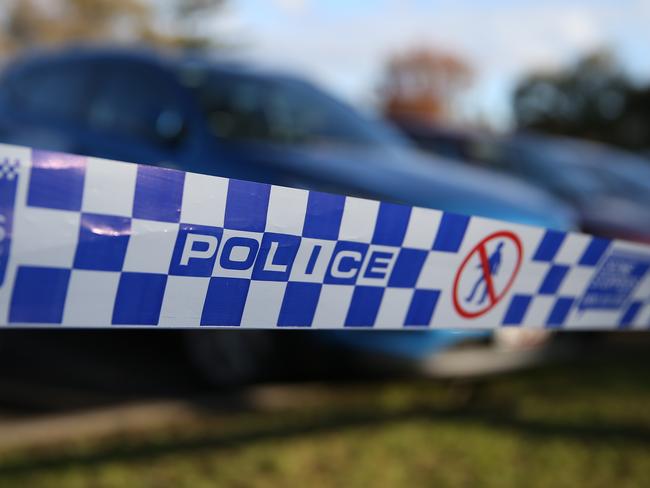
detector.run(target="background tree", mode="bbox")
[0,0,225,56]
[513,50,650,153]
[379,47,473,126]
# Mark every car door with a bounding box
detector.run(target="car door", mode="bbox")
[81,59,197,169]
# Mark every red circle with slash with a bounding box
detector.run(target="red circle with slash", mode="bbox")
[453,231,523,318]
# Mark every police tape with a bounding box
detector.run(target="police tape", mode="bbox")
[0,143,649,330]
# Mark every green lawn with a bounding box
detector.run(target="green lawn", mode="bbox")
[1,346,649,487]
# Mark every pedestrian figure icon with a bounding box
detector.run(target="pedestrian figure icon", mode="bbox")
[453,231,523,319]
[465,241,504,305]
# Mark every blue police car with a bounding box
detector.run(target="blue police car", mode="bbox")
[0,47,576,385]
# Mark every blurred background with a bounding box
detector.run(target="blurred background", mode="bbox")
[0,1,649,486]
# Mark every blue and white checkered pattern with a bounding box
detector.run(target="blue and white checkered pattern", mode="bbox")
[501,232,650,329]
[0,158,19,181]
[0,156,20,288]
[502,231,607,328]
[1,145,650,329]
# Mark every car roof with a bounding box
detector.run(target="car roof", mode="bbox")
[6,45,300,84]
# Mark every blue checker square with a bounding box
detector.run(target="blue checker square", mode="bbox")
[252,233,301,281]
[546,297,574,328]
[133,165,185,222]
[27,150,86,211]
[503,294,532,326]
[74,213,131,271]
[169,224,223,277]
[619,301,642,329]
[9,266,71,323]
[579,238,610,266]
[405,289,440,326]
[538,264,570,295]
[302,191,345,240]
[532,230,566,262]
[372,202,411,246]
[345,286,384,327]
[112,272,168,325]
[388,248,428,288]
[432,213,470,252]
[224,179,271,232]
[278,282,321,327]
[201,277,250,326]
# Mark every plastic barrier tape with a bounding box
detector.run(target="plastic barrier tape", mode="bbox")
[1,143,649,329]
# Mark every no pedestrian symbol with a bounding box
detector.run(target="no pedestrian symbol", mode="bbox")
[453,231,523,318]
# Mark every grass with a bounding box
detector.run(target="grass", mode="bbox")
[0,345,649,487]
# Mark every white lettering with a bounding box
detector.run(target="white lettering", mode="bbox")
[180,233,218,265]
[263,241,287,273]
[330,250,363,279]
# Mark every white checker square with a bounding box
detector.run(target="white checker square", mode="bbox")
[180,172,227,227]
[63,270,120,326]
[338,197,379,242]
[554,233,591,265]
[631,274,650,301]
[82,157,137,216]
[240,281,287,327]
[416,251,460,289]
[159,276,210,326]
[522,296,555,328]
[265,185,308,235]
[402,207,441,250]
[374,288,413,328]
[289,239,336,283]
[13,207,80,267]
[312,284,354,328]
[122,219,179,273]
[513,261,550,295]
[558,266,594,296]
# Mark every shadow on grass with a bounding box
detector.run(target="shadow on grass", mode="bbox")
[1,401,649,478]
[2,336,650,478]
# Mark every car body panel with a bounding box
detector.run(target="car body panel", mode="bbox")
[0,48,577,361]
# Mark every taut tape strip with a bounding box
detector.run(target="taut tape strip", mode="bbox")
[1,143,649,329]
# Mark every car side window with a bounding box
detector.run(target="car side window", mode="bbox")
[88,64,187,147]
[189,70,398,147]
[193,73,271,141]
[9,62,91,122]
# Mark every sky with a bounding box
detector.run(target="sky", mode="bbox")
[211,0,650,128]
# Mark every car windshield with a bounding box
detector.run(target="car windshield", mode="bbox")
[471,138,644,201]
[180,67,408,148]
